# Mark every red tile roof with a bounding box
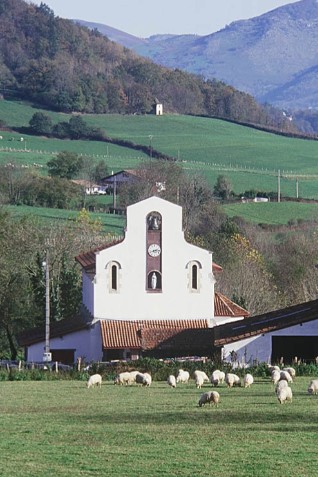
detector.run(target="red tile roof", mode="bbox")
[100,319,208,350]
[75,238,124,269]
[215,292,249,317]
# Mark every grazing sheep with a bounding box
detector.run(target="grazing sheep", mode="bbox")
[167,375,177,388]
[114,371,133,386]
[225,373,241,388]
[136,372,152,386]
[271,370,281,385]
[307,379,318,395]
[195,375,205,389]
[176,369,190,384]
[210,370,225,387]
[143,372,152,386]
[87,373,102,388]
[129,370,140,383]
[268,364,280,372]
[243,373,254,388]
[277,386,293,404]
[193,370,209,382]
[280,370,293,383]
[283,367,296,378]
[275,380,288,395]
[198,391,220,407]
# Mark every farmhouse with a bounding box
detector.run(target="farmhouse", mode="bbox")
[18,196,248,364]
[71,179,108,195]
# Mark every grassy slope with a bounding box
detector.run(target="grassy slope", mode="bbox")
[222,202,318,225]
[5,204,126,235]
[0,378,317,477]
[2,100,318,229]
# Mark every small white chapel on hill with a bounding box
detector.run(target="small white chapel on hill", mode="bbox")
[20,196,249,364]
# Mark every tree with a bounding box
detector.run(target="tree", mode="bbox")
[68,115,90,139]
[29,112,53,135]
[47,151,83,179]
[213,175,233,200]
[93,160,109,182]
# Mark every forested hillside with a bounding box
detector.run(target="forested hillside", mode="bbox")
[0,0,293,130]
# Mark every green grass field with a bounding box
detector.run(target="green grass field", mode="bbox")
[2,99,318,200]
[5,205,126,235]
[222,201,318,225]
[0,377,317,477]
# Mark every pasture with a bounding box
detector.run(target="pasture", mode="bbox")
[222,201,318,225]
[1,377,317,476]
[5,205,126,235]
[2,100,318,199]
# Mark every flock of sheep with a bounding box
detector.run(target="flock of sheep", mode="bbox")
[86,365,318,407]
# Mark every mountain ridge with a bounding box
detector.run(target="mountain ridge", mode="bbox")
[76,0,318,111]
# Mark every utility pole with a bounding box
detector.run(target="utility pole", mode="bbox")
[42,250,51,363]
[296,177,299,199]
[277,169,281,203]
[113,175,117,210]
[149,135,153,159]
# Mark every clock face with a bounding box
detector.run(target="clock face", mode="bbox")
[148,243,161,257]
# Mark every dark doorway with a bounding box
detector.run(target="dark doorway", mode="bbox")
[51,349,75,365]
[272,336,318,363]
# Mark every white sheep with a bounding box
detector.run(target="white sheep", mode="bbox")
[275,379,288,395]
[307,379,318,395]
[167,375,177,388]
[198,390,220,407]
[282,367,296,378]
[193,370,209,382]
[114,371,133,386]
[271,370,281,385]
[243,373,254,388]
[277,385,293,404]
[267,364,280,373]
[280,370,293,383]
[195,375,204,389]
[225,373,241,388]
[210,370,225,386]
[176,369,190,384]
[129,370,140,383]
[135,372,152,386]
[143,372,152,386]
[87,373,102,388]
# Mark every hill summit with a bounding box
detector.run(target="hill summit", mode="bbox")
[0,0,294,131]
[79,0,318,111]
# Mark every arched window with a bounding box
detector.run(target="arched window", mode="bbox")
[111,265,117,290]
[186,260,202,292]
[192,264,198,290]
[106,261,121,293]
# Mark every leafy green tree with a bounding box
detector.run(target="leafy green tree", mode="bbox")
[68,115,90,139]
[29,112,53,135]
[213,175,233,200]
[47,151,83,179]
[52,121,70,139]
[93,160,109,182]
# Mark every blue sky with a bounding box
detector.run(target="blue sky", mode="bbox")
[30,0,300,37]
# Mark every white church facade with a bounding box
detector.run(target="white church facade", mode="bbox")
[20,196,249,364]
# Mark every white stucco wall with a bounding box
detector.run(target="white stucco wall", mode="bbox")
[26,322,103,363]
[88,196,215,322]
[223,319,318,365]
